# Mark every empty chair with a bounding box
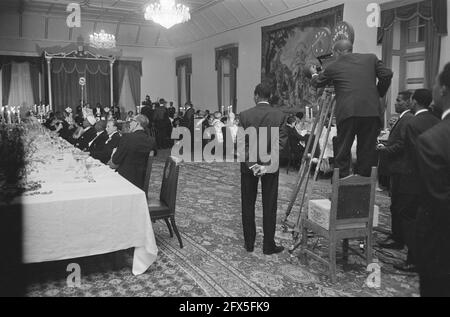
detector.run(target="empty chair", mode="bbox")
[143,150,156,200]
[300,167,378,283]
[148,156,183,248]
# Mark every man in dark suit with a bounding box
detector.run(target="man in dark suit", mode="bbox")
[110,115,156,190]
[140,101,154,128]
[391,89,439,272]
[87,120,108,153]
[91,120,121,164]
[376,91,413,251]
[93,103,104,119]
[238,82,288,255]
[182,102,196,158]
[75,115,97,151]
[311,40,393,178]
[415,63,450,297]
[153,99,171,149]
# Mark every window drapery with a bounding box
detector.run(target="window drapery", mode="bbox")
[113,61,142,111]
[0,55,41,106]
[8,62,35,113]
[377,0,447,89]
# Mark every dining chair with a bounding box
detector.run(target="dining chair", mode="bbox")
[299,167,377,283]
[143,150,156,200]
[148,156,183,248]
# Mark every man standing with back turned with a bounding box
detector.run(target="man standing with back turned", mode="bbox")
[311,40,393,178]
[239,82,288,255]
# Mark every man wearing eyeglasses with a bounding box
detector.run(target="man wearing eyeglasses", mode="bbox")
[109,115,156,190]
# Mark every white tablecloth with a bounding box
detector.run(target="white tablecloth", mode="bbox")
[13,135,158,275]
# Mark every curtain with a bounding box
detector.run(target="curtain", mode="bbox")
[127,65,141,110]
[0,68,2,105]
[51,69,80,113]
[113,61,142,109]
[377,0,447,43]
[51,58,110,112]
[180,66,186,107]
[118,68,135,116]
[86,71,110,107]
[8,62,34,113]
[425,19,441,89]
[1,63,11,106]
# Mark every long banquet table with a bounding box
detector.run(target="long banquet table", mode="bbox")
[5,126,158,275]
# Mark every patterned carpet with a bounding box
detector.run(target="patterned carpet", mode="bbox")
[23,153,420,297]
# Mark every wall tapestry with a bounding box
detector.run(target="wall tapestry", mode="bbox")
[261,5,343,110]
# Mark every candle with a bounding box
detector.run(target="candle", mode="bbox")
[221,106,224,114]
[7,111,11,124]
[34,104,37,113]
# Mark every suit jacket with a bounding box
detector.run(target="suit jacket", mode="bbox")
[75,127,97,151]
[312,53,393,125]
[382,111,414,175]
[416,116,450,276]
[88,131,109,153]
[112,130,156,190]
[404,111,440,194]
[93,107,104,118]
[140,105,154,124]
[239,102,288,174]
[182,107,195,133]
[287,126,307,159]
[91,131,121,164]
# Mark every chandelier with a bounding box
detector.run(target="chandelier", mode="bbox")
[89,29,116,49]
[144,0,191,29]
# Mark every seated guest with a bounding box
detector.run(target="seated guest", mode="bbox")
[88,120,108,153]
[75,115,97,151]
[44,112,55,130]
[125,111,134,122]
[109,115,157,190]
[74,106,84,127]
[286,116,307,165]
[91,120,121,164]
[93,103,104,120]
[54,111,74,143]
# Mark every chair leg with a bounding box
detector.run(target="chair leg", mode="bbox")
[329,240,337,283]
[170,216,183,248]
[164,218,174,237]
[300,225,309,265]
[343,239,349,263]
[366,234,373,265]
[287,157,290,175]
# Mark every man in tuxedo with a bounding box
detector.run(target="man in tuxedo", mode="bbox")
[239,82,288,255]
[93,103,104,120]
[91,120,121,164]
[110,115,156,190]
[391,89,439,272]
[140,100,154,127]
[75,115,97,151]
[153,98,171,149]
[415,63,450,297]
[311,40,393,178]
[376,91,413,252]
[88,120,108,153]
[182,102,195,158]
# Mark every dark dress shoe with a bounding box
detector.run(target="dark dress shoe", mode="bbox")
[393,263,417,273]
[246,247,254,253]
[263,245,284,255]
[378,242,404,250]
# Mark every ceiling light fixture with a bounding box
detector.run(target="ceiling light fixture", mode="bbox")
[89,0,116,49]
[144,0,191,29]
